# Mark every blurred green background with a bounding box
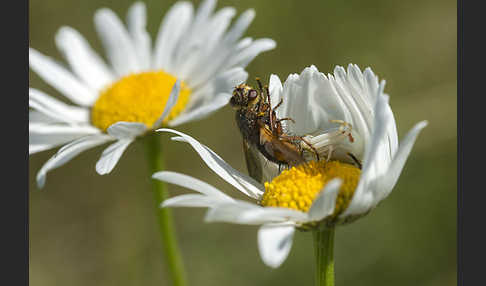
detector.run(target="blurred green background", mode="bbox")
[29,0,457,285]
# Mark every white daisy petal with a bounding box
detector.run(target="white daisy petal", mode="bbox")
[186,66,248,108]
[204,201,305,225]
[184,9,255,86]
[373,120,428,200]
[238,207,308,224]
[157,129,264,199]
[171,134,265,199]
[308,179,342,221]
[258,223,295,268]
[331,66,370,139]
[153,80,180,128]
[94,8,140,75]
[341,94,392,216]
[153,2,194,70]
[162,194,229,208]
[29,123,99,135]
[29,124,96,155]
[181,135,265,199]
[279,66,351,137]
[227,38,276,68]
[55,26,114,91]
[197,7,236,55]
[96,139,133,175]
[235,37,253,50]
[215,66,250,93]
[361,94,392,176]
[168,93,228,127]
[29,123,101,154]
[152,171,233,200]
[363,67,380,105]
[36,134,112,188]
[339,182,373,218]
[269,74,283,112]
[343,64,375,128]
[169,0,217,77]
[279,71,309,131]
[29,48,97,106]
[106,121,147,139]
[382,87,399,157]
[179,137,264,199]
[192,0,216,28]
[126,1,151,70]
[29,88,90,124]
[223,9,255,46]
[29,110,59,124]
[179,13,242,85]
[203,201,257,223]
[379,85,398,166]
[30,145,55,155]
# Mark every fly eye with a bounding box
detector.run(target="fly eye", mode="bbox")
[229,95,237,106]
[229,94,241,106]
[248,89,258,100]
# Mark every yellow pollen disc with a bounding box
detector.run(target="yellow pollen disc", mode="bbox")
[261,161,361,215]
[91,71,191,132]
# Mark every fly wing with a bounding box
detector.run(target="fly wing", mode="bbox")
[243,140,263,183]
[244,139,281,183]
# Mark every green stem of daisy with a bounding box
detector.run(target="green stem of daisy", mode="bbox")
[145,133,187,286]
[313,227,335,286]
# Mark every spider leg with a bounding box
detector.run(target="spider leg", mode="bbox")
[327,145,334,162]
[281,135,320,161]
[329,119,354,143]
[347,152,362,169]
[273,98,283,110]
[276,117,295,124]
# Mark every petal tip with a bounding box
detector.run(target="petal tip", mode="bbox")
[95,161,110,175]
[151,172,162,179]
[245,8,256,17]
[418,120,429,128]
[36,172,46,189]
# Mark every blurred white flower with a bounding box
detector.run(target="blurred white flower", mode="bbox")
[29,0,276,188]
[153,64,427,268]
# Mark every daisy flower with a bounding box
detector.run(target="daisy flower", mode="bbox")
[29,0,276,188]
[153,64,428,269]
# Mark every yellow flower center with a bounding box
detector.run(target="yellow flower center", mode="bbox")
[91,71,191,132]
[261,161,361,216]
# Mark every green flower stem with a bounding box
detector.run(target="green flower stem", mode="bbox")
[313,227,335,286]
[145,133,187,286]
